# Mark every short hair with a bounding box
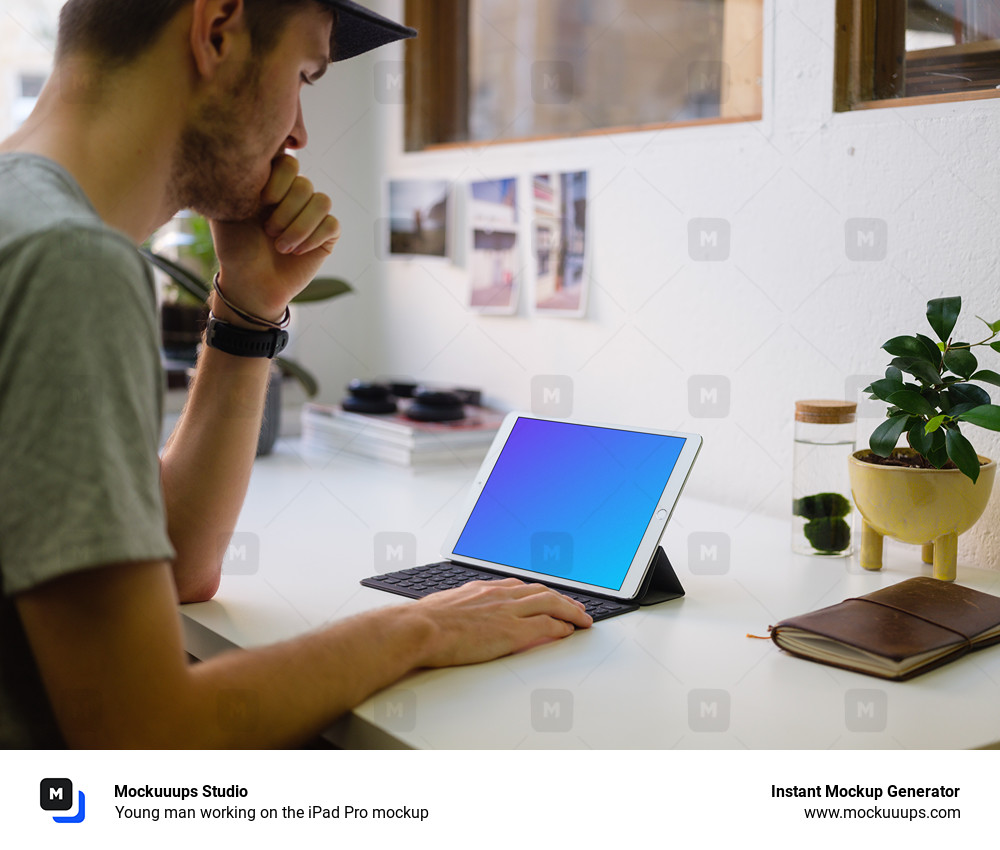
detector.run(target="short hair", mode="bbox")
[55,0,326,68]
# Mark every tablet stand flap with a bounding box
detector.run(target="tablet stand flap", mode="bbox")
[636,546,685,606]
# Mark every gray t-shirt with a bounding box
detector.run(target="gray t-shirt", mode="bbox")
[0,153,175,748]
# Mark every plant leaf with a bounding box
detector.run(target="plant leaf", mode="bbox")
[141,249,212,302]
[977,315,1000,334]
[944,383,992,408]
[885,366,903,383]
[957,404,1000,432]
[291,277,353,304]
[942,346,978,379]
[274,357,319,397]
[945,427,980,483]
[927,429,949,467]
[907,420,934,457]
[970,369,1000,388]
[924,414,948,433]
[886,389,937,417]
[889,356,941,387]
[883,335,937,363]
[869,413,910,457]
[868,375,905,401]
[927,296,961,342]
[947,403,977,417]
[914,333,943,364]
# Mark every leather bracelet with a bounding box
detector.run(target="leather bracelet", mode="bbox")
[204,313,289,359]
[213,272,291,330]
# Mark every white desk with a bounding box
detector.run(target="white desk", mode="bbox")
[180,439,1000,749]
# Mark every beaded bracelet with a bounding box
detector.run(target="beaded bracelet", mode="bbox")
[213,273,291,330]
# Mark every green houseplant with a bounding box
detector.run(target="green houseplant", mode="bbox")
[861,295,1000,482]
[848,296,1000,580]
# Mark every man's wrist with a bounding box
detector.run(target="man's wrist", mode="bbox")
[209,295,275,330]
[212,272,289,329]
[381,606,439,670]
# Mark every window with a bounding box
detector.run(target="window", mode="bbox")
[835,0,1000,110]
[404,0,763,151]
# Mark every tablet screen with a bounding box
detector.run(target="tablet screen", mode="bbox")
[452,417,687,591]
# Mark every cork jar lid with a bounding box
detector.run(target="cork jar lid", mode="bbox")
[795,399,857,424]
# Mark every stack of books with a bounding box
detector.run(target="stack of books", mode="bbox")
[301,402,506,466]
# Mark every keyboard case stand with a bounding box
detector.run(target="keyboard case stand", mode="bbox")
[634,546,685,605]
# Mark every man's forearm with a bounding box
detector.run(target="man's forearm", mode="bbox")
[160,334,272,602]
[18,559,436,748]
[183,605,434,748]
[19,559,589,749]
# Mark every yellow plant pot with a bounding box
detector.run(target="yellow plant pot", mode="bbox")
[848,449,996,581]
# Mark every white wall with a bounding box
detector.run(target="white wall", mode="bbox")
[296,0,1000,571]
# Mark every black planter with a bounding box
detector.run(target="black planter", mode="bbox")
[161,302,209,363]
[256,366,282,456]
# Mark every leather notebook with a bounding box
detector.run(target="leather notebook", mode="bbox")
[770,577,1000,681]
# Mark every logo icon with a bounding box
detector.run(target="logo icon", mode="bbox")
[688,689,731,732]
[688,375,731,418]
[687,218,731,261]
[40,778,86,823]
[687,532,731,575]
[531,689,574,732]
[844,218,888,261]
[845,689,888,732]
[530,375,573,417]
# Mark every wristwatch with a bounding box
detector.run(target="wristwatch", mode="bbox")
[205,315,289,359]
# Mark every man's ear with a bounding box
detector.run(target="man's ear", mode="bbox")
[189,0,248,79]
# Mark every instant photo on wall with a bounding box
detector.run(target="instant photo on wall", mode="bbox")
[467,177,522,314]
[384,179,452,260]
[532,171,589,317]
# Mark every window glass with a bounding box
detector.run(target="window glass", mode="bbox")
[905,0,1000,97]
[836,0,1000,109]
[406,0,762,150]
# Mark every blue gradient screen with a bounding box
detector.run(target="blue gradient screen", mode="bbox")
[453,418,686,590]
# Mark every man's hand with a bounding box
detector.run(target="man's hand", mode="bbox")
[410,578,593,668]
[209,154,340,321]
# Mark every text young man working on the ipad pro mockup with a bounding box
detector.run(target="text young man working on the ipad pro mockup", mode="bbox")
[0,0,591,749]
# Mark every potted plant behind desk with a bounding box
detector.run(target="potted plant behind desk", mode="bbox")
[146,214,352,456]
[849,296,1000,580]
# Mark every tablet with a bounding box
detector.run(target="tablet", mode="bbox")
[440,413,702,600]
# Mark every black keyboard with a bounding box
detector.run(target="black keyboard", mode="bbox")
[361,561,639,621]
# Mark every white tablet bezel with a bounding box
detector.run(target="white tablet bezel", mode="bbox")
[440,412,702,600]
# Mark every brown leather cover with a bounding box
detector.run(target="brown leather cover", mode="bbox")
[771,577,1000,681]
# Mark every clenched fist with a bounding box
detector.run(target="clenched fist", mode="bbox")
[209,154,340,321]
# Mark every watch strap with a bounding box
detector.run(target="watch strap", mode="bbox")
[205,315,289,358]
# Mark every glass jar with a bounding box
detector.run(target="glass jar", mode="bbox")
[792,400,857,557]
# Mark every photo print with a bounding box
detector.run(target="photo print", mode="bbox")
[532,171,589,316]
[386,179,451,259]
[468,177,521,313]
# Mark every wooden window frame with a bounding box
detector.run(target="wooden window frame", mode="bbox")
[835,0,1000,112]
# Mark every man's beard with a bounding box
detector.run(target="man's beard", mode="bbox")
[168,68,273,222]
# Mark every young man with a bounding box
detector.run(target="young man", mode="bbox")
[0,0,591,748]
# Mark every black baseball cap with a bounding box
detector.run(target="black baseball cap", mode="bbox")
[321,1,417,62]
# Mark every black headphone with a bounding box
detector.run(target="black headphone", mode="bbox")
[341,380,467,422]
[405,390,466,422]
[341,379,397,414]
